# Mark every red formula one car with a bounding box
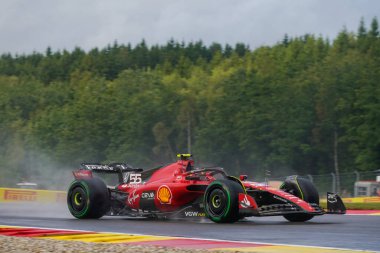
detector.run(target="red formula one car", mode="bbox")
[67,154,346,223]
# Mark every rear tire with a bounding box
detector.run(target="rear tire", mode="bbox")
[67,177,110,219]
[204,179,243,223]
[280,176,319,222]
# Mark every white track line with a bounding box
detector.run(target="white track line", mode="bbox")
[1,224,378,252]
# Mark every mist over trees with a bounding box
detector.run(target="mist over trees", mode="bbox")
[0,18,379,187]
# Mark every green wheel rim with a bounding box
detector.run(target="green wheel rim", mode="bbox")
[205,182,231,222]
[212,194,221,208]
[67,181,90,218]
[74,192,82,206]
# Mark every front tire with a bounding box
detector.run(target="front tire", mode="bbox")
[204,179,243,223]
[67,177,110,219]
[280,176,319,222]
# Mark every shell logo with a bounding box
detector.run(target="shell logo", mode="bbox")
[157,185,172,204]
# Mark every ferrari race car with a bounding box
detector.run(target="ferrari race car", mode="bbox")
[67,154,346,223]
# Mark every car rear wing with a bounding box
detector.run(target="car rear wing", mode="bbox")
[73,163,143,183]
[325,192,346,214]
[80,163,142,173]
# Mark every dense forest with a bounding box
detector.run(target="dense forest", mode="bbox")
[0,18,379,189]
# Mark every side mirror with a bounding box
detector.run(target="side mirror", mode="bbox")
[239,175,248,181]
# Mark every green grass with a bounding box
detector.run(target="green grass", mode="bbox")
[320,201,380,210]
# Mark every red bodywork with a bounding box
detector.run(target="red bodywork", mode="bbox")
[241,181,318,213]
[72,157,324,218]
[116,159,207,212]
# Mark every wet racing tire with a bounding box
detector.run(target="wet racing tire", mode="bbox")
[67,177,110,219]
[280,176,319,222]
[204,179,244,223]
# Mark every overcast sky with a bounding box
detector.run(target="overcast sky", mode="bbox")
[0,0,378,54]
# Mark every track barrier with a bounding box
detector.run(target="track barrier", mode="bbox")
[1,187,379,204]
[0,188,66,203]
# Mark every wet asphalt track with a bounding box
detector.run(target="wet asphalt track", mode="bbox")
[0,203,379,251]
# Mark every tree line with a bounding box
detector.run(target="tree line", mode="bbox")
[0,18,379,188]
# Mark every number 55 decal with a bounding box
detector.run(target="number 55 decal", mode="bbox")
[129,174,142,184]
